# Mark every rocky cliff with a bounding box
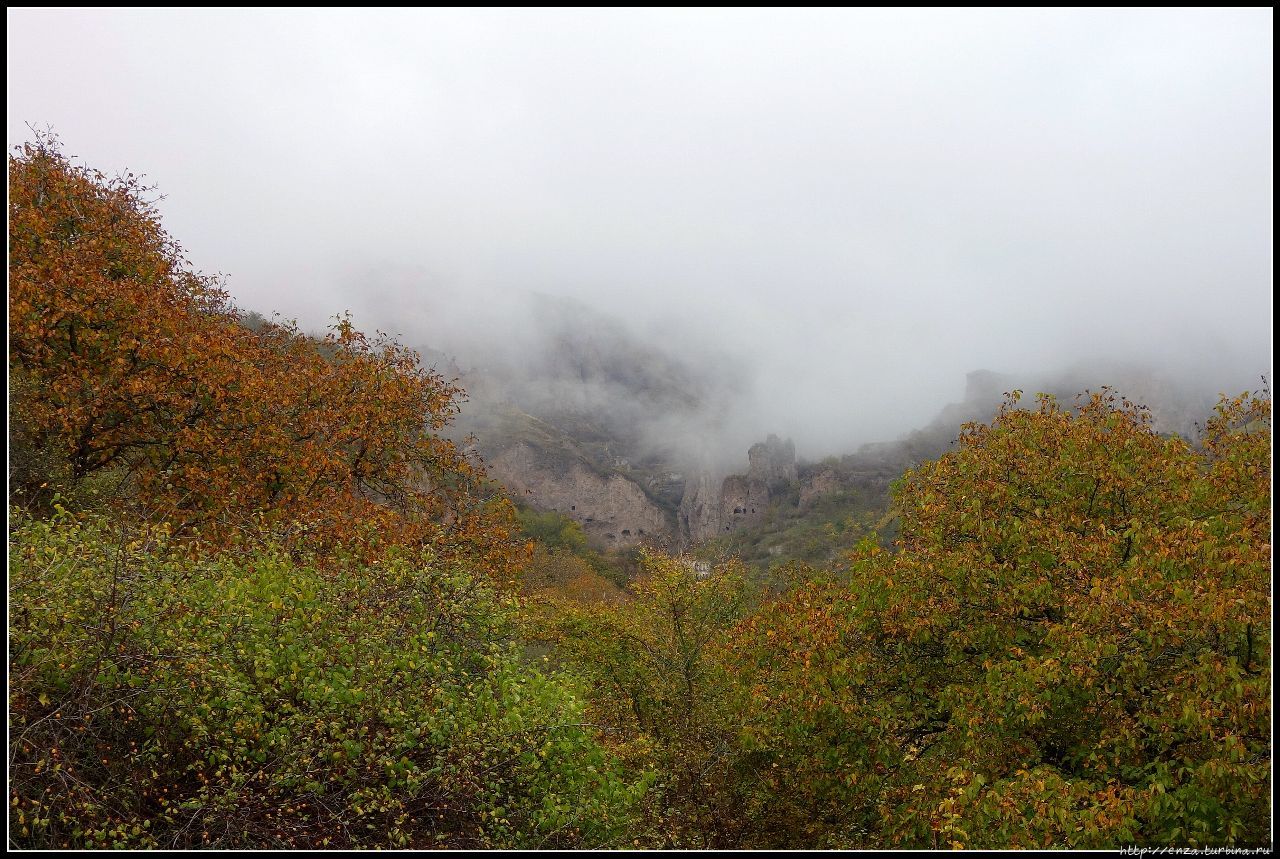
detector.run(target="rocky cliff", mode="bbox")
[487,441,672,548]
[677,433,797,543]
[748,434,797,491]
[677,468,725,545]
[448,328,1229,555]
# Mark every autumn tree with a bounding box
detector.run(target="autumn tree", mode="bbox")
[8,134,514,566]
[732,388,1271,848]
[531,552,754,847]
[8,136,641,849]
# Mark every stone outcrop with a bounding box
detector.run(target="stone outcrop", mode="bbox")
[718,475,770,532]
[487,442,671,548]
[747,434,797,491]
[798,467,842,508]
[678,434,798,544]
[678,468,726,544]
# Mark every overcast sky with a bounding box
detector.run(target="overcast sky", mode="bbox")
[7,8,1273,453]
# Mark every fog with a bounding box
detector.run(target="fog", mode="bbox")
[8,9,1272,461]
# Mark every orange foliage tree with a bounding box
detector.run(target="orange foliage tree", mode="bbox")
[731,388,1271,848]
[9,135,515,567]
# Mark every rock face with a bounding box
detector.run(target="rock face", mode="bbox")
[487,442,671,548]
[678,434,798,544]
[479,430,801,550]
[678,469,726,545]
[718,476,770,532]
[798,467,842,508]
[747,434,797,491]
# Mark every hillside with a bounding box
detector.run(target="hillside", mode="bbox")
[10,134,1270,851]
[435,315,1245,578]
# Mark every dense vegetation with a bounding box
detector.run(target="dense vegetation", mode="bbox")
[9,135,513,570]
[701,481,896,574]
[8,137,640,849]
[9,138,1271,849]
[729,390,1271,847]
[9,513,643,848]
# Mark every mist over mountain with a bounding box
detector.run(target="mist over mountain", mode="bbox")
[396,285,1265,468]
[345,255,1269,471]
[409,293,744,473]
[9,9,1270,466]
[379,283,1267,553]
[8,7,1270,548]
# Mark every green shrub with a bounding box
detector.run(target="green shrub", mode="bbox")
[9,509,646,849]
